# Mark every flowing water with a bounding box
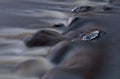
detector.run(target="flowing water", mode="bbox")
[0,0,82,79]
[0,0,112,79]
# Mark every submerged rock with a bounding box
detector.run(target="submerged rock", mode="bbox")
[14,58,53,77]
[45,40,103,79]
[24,29,68,47]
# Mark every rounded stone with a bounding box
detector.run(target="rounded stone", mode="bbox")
[23,29,67,47]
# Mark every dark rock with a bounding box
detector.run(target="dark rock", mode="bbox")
[51,23,65,28]
[46,40,104,79]
[102,6,112,11]
[23,29,68,47]
[47,41,70,65]
[63,17,92,34]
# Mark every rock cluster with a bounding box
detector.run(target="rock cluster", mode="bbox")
[22,1,120,79]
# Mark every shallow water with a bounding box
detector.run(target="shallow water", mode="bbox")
[0,0,119,79]
[0,0,82,79]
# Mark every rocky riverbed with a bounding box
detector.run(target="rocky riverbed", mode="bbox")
[0,0,120,79]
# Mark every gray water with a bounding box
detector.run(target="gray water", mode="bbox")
[0,0,110,79]
[0,0,81,79]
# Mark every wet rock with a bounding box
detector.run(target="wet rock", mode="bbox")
[51,23,65,28]
[102,6,112,11]
[67,17,81,27]
[63,17,91,34]
[72,5,93,13]
[45,40,104,79]
[24,29,68,47]
[47,41,70,65]
[81,30,100,41]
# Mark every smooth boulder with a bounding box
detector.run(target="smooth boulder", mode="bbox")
[24,29,69,47]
